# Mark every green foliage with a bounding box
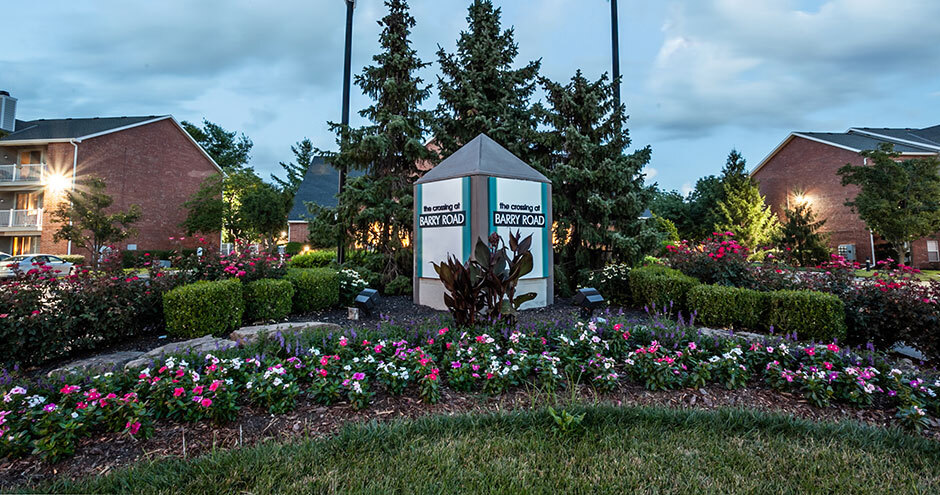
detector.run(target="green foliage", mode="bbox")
[58,255,85,265]
[273,138,315,197]
[284,242,304,256]
[433,0,540,162]
[163,279,244,338]
[243,279,294,323]
[237,181,289,248]
[778,197,830,266]
[715,150,780,250]
[547,406,585,436]
[688,285,768,330]
[181,119,252,172]
[583,263,631,307]
[537,71,655,289]
[838,144,940,264]
[766,290,846,341]
[323,0,436,285]
[288,249,335,268]
[385,275,412,296]
[50,177,142,271]
[628,265,700,312]
[284,268,340,313]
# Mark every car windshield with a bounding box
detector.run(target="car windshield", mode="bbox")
[6,256,29,263]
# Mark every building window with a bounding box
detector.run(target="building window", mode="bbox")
[928,240,939,263]
[11,236,38,255]
[837,244,856,261]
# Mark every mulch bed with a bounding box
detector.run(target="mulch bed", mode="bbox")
[2,382,936,489]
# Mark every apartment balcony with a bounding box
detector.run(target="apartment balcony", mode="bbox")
[0,165,46,190]
[0,209,43,232]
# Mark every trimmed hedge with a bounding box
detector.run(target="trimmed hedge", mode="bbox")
[243,278,295,323]
[688,284,768,330]
[288,249,336,269]
[284,242,304,256]
[59,255,85,265]
[628,265,699,312]
[767,290,847,342]
[163,279,244,338]
[284,268,340,313]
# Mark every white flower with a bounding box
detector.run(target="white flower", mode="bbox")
[71,412,79,419]
[246,381,254,390]
[273,378,283,387]
[180,360,189,368]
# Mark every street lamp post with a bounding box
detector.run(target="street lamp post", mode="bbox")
[610,0,620,113]
[337,0,355,264]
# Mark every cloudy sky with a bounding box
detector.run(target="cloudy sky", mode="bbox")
[4,0,939,193]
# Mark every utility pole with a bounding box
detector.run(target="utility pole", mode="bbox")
[610,0,621,112]
[337,0,355,264]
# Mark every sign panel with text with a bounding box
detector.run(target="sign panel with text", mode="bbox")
[488,177,550,279]
[415,177,471,279]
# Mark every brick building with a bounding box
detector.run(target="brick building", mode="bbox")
[0,91,221,257]
[751,125,940,267]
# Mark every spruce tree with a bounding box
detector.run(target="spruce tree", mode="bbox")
[322,0,435,283]
[715,150,780,250]
[274,138,315,197]
[778,197,830,266]
[433,0,540,161]
[537,70,655,286]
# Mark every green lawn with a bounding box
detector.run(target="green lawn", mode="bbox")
[855,269,940,280]
[35,406,940,495]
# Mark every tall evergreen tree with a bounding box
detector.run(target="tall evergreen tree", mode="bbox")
[274,138,315,197]
[537,71,655,285]
[715,150,780,249]
[778,195,830,266]
[181,119,253,171]
[321,0,436,283]
[433,0,540,161]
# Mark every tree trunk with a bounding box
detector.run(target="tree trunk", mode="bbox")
[896,242,907,267]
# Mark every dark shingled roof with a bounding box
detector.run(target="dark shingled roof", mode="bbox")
[0,116,164,142]
[797,131,938,153]
[288,157,365,221]
[851,127,940,148]
[415,134,550,184]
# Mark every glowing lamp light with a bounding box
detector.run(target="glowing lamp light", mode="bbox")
[46,173,71,192]
[793,194,810,206]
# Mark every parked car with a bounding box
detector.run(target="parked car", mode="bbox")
[0,252,9,261]
[0,254,74,278]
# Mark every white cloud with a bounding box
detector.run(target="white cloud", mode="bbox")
[642,166,658,180]
[640,0,940,137]
[680,181,694,196]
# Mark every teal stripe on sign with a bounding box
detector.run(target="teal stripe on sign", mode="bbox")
[541,182,550,278]
[462,177,472,262]
[415,183,423,278]
[488,177,497,235]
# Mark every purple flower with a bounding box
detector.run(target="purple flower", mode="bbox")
[352,372,365,381]
[451,362,462,369]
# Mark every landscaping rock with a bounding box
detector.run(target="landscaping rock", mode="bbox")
[124,336,236,370]
[48,351,145,377]
[230,321,342,344]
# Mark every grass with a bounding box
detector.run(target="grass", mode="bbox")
[855,269,940,280]
[32,406,940,495]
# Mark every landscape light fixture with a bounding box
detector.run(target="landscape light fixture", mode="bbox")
[354,288,379,318]
[573,288,605,319]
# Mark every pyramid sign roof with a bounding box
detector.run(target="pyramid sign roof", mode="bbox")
[415,133,550,184]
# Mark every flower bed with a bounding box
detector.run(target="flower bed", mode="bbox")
[2,316,938,462]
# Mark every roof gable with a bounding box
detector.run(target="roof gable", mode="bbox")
[288,157,365,221]
[415,134,549,184]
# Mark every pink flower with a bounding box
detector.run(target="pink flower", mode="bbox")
[60,385,80,395]
[352,372,365,381]
[200,398,212,408]
[192,385,204,395]
[827,343,840,352]
[126,421,141,435]
[438,327,449,336]
[43,403,57,412]
[613,323,623,331]
[805,347,816,356]
[209,380,221,392]
[318,369,328,377]
[173,388,185,397]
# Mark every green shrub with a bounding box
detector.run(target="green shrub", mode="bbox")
[385,275,412,296]
[59,255,85,265]
[628,265,699,312]
[285,268,340,313]
[284,242,304,256]
[243,278,294,323]
[163,279,244,338]
[338,268,368,305]
[584,263,632,306]
[288,249,336,268]
[767,290,846,341]
[689,285,769,330]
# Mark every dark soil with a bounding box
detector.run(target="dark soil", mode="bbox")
[2,381,936,490]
